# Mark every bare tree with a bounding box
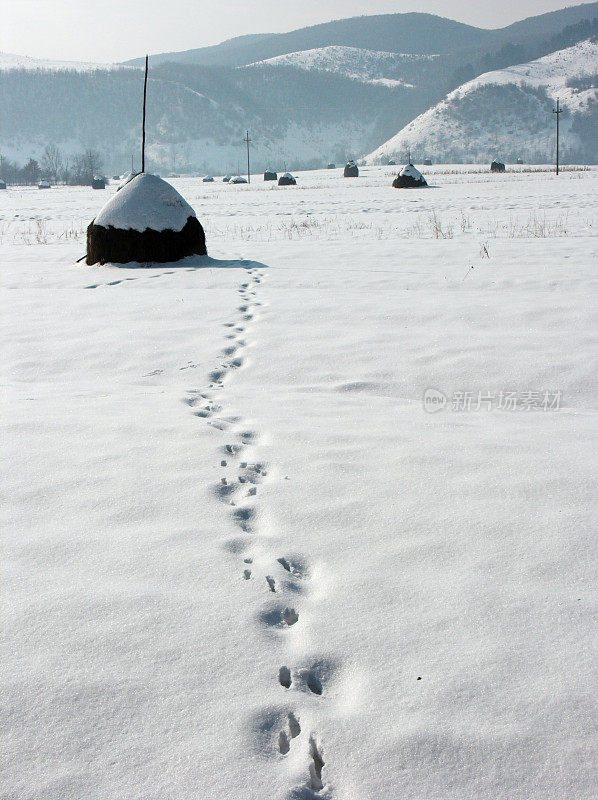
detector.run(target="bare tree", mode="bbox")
[83,149,103,181]
[41,144,63,182]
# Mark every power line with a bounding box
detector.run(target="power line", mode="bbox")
[244,130,251,184]
[552,98,563,175]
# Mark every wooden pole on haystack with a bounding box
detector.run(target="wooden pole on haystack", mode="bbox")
[552,98,562,175]
[142,55,149,173]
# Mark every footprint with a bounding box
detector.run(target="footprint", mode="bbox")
[303,670,323,696]
[209,368,226,383]
[266,576,276,593]
[278,713,301,755]
[243,569,252,580]
[277,556,310,580]
[279,666,292,688]
[232,505,256,532]
[279,731,291,755]
[260,605,300,628]
[283,607,299,626]
[309,737,325,791]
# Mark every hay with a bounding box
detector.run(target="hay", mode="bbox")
[278,173,296,186]
[392,174,427,188]
[86,215,206,265]
[264,170,277,181]
[392,164,428,189]
[344,161,359,177]
[491,160,506,173]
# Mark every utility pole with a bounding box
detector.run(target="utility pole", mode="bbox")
[244,130,251,184]
[141,55,149,173]
[553,98,563,175]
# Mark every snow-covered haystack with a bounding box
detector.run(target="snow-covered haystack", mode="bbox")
[491,159,506,173]
[392,163,428,189]
[278,172,297,186]
[344,160,359,177]
[327,163,336,169]
[91,175,106,189]
[86,173,206,266]
[230,175,248,184]
[223,174,231,182]
[38,180,51,189]
[264,169,277,181]
[202,175,214,182]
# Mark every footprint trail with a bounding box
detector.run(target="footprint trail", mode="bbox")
[183,264,332,796]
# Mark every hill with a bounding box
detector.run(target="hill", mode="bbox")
[125,4,598,67]
[366,39,598,164]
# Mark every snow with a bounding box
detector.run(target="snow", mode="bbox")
[248,45,434,85]
[0,51,135,72]
[399,163,424,179]
[367,39,598,163]
[2,165,597,799]
[93,173,196,232]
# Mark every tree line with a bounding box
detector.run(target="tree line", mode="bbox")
[0,145,104,185]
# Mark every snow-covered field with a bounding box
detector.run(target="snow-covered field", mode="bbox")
[2,165,597,799]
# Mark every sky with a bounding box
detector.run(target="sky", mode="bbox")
[2,0,584,63]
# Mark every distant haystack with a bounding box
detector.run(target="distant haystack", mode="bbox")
[392,163,428,188]
[223,174,232,182]
[203,175,214,182]
[327,163,336,169]
[38,180,51,189]
[86,173,206,266]
[92,175,106,189]
[278,172,296,186]
[491,160,506,173]
[230,175,248,184]
[0,179,6,190]
[264,169,277,181]
[516,157,524,165]
[423,158,432,166]
[388,159,397,165]
[344,160,359,177]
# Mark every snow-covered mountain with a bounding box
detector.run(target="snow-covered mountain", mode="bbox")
[248,46,436,86]
[367,40,598,164]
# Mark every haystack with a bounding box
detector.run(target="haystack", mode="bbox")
[327,163,336,169]
[223,174,232,182]
[92,175,106,189]
[86,173,206,266]
[344,160,359,177]
[278,172,296,186]
[38,180,51,189]
[203,176,214,182]
[0,180,6,190]
[230,175,248,184]
[392,163,428,188]
[264,169,277,181]
[516,158,524,165]
[491,160,505,173]
[423,158,432,166]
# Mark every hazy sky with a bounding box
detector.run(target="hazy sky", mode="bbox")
[2,0,583,63]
